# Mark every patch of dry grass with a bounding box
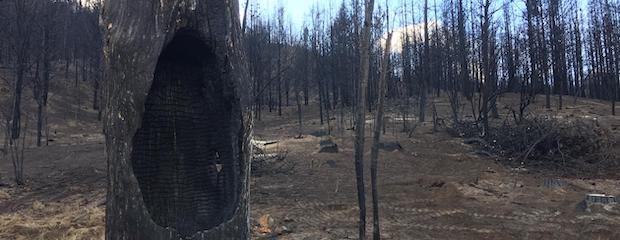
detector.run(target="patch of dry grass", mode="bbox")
[0,197,104,240]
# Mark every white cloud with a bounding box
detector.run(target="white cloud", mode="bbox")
[380,21,441,53]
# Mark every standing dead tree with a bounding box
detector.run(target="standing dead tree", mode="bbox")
[5,0,38,185]
[420,0,430,123]
[601,0,617,115]
[295,28,311,138]
[479,0,493,135]
[370,10,392,239]
[549,0,568,110]
[354,0,375,239]
[102,0,252,239]
[32,0,63,147]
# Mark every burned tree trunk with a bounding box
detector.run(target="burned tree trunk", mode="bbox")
[354,1,375,239]
[101,0,251,239]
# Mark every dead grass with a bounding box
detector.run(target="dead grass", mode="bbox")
[0,197,104,240]
[0,88,619,239]
[0,189,9,200]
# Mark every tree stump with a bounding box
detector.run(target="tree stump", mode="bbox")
[101,0,251,239]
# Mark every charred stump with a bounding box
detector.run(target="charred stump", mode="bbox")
[101,0,251,239]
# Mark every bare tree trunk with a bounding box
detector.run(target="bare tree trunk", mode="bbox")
[31,60,43,147]
[277,39,283,116]
[11,51,25,146]
[74,54,80,121]
[10,56,26,185]
[45,109,49,146]
[303,79,309,105]
[36,101,43,146]
[1,118,8,181]
[538,0,550,109]
[573,10,584,104]
[602,0,617,115]
[371,29,392,240]
[36,9,53,146]
[8,0,31,151]
[318,76,325,125]
[457,0,470,100]
[296,88,303,138]
[102,0,251,238]
[93,78,100,110]
[526,0,540,98]
[241,0,250,33]
[9,112,27,185]
[420,0,429,123]
[480,0,495,134]
[269,81,273,112]
[354,0,375,239]
[295,45,304,138]
[549,0,568,110]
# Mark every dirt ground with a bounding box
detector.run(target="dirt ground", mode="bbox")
[1,90,620,239]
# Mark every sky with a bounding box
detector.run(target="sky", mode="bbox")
[241,0,407,30]
[242,0,590,31]
[243,0,332,23]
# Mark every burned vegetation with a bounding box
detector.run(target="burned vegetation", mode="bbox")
[1,0,620,239]
[451,117,618,177]
[100,0,251,239]
[131,32,241,235]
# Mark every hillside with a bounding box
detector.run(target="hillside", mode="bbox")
[1,76,619,239]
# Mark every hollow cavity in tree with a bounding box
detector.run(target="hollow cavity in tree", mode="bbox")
[130,31,240,237]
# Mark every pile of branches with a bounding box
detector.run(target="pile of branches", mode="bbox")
[450,117,617,176]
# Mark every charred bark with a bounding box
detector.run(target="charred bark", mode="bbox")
[354,1,375,239]
[102,0,251,239]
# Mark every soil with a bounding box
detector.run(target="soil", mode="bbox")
[1,86,620,239]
